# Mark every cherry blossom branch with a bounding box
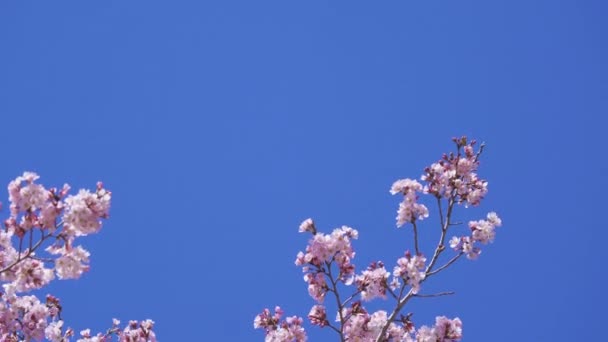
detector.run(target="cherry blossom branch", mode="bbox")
[256,137,498,342]
[376,195,457,341]
[0,230,56,274]
[376,140,489,340]
[0,220,66,275]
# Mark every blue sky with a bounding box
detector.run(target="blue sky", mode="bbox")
[0,1,606,340]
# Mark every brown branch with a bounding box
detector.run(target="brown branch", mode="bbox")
[413,291,455,298]
[0,221,64,275]
[427,252,464,277]
[412,220,420,256]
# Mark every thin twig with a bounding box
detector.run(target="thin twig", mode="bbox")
[412,220,420,256]
[325,261,346,342]
[341,289,362,307]
[0,222,61,274]
[413,291,455,298]
[474,143,486,162]
[436,196,445,230]
[326,322,342,335]
[427,252,463,277]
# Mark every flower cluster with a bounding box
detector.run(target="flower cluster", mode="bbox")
[75,318,157,342]
[390,179,429,227]
[295,222,358,299]
[415,316,463,342]
[0,172,156,341]
[0,287,49,340]
[254,307,307,342]
[339,304,387,341]
[450,212,502,259]
[76,319,156,342]
[338,303,462,342]
[62,187,111,237]
[355,262,390,301]
[421,137,487,206]
[307,305,328,327]
[392,252,426,294]
[2,173,111,293]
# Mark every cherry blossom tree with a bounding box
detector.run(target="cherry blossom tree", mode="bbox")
[0,172,156,341]
[255,136,502,342]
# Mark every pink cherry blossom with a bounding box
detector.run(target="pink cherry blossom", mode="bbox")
[355,261,390,301]
[308,305,328,327]
[47,245,91,280]
[390,179,429,227]
[421,137,488,207]
[393,252,426,294]
[296,225,358,287]
[298,218,316,234]
[63,186,111,237]
[415,316,462,342]
[254,307,307,342]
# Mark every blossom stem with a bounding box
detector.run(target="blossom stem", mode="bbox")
[427,252,463,277]
[325,261,347,342]
[413,291,455,298]
[412,220,420,256]
[0,223,59,274]
[341,289,362,307]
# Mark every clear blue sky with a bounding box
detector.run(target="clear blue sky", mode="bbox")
[1,1,606,340]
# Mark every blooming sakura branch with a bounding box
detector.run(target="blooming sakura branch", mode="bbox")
[255,136,503,342]
[0,172,156,341]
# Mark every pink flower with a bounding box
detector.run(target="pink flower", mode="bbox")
[393,252,426,294]
[304,272,327,303]
[390,178,423,195]
[119,319,157,342]
[47,245,91,280]
[298,218,316,234]
[415,316,463,341]
[45,321,65,342]
[8,172,49,218]
[254,307,307,342]
[308,305,328,327]
[296,225,358,287]
[421,138,488,207]
[63,187,111,236]
[11,258,55,292]
[355,262,390,301]
[450,236,481,260]
[469,212,502,245]
[10,294,50,340]
[391,179,428,227]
